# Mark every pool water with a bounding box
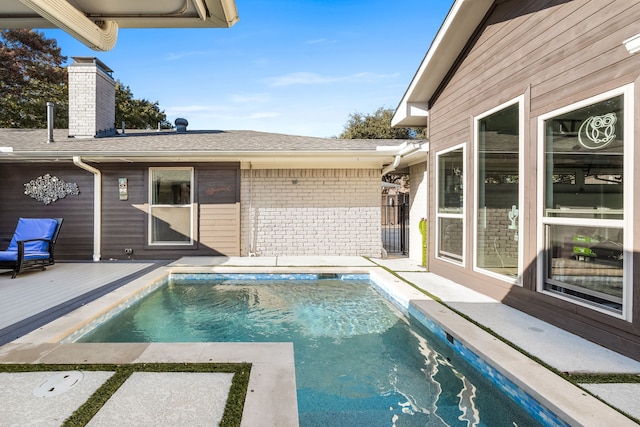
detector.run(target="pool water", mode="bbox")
[78,275,542,427]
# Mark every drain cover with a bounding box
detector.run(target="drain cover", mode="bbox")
[33,371,84,397]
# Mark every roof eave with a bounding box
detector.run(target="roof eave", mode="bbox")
[0,150,396,168]
[392,0,494,128]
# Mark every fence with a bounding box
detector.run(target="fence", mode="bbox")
[381,196,409,255]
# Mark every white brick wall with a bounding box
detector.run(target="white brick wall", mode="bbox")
[241,169,382,257]
[68,61,115,138]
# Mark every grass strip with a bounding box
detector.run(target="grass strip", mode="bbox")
[0,362,251,427]
[566,373,640,384]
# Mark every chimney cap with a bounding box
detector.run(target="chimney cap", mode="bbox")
[70,57,113,77]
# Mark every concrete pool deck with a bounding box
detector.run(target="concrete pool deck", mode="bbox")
[0,256,639,425]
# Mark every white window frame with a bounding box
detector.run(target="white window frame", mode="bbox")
[435,143,466,266]
[536,85,634,320]
[473,96,525,284]
[148,167,195,246]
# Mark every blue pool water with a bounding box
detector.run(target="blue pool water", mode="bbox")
[78,274,544,426]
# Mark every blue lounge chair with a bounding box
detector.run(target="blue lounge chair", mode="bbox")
[0,218,63,279]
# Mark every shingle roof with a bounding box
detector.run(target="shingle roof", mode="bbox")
[0,128,399,151]
[0,128,419,165]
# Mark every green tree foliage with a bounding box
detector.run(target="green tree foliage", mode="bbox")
[339,107,427,140]
[115,82,172,130]
[0,29,68,128]
[340,107,427,189]
[0,29,171,130]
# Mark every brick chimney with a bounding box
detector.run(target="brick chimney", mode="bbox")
[68,57,116,138]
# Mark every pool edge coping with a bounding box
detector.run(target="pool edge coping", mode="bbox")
[2,264,635,426]
[369,268,638,427]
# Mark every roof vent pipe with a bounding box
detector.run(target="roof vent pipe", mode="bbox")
[175,118,188,133]
[46,102,54,143]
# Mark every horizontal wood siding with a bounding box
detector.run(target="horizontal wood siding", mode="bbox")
[199,203,240,255]
[426,0,640,359]
[0,163,94,260]
[197,167,241,256]
[100,162,240,260]
[100,165,147,260]
[0,161,240,261]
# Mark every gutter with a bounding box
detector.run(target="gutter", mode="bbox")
[73,156,101,261]
[380,142,421,176]
[19,0,118,51]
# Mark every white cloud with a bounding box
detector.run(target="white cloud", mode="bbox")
[268,71,398,87]
[166,105,231,114]
[269,72,336,87]
[229,93,271,104]
[164,50,210,61]
[305,38,327,44]
[248,112,279,119]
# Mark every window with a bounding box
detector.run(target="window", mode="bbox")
[149,167,194,245]
[539,89,630,317]
[475,101,521,280]
[436,145,465,264]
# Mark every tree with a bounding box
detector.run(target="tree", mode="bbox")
[0,29,68,128]
[0,30,171,130]
[340,107,427,189]
[115,82,172,130]
[339,107,427,140]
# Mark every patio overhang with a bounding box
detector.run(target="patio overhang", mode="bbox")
[0,0,239,51]
[391,0,493,128]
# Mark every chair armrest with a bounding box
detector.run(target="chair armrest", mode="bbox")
[17,238,53,244]
[17,239,54,256]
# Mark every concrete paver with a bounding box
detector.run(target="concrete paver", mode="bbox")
[582,383,640,420]
[0,371,114,426]
[87,372,233,427]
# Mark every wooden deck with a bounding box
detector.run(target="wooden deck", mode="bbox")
[0,262,162,345]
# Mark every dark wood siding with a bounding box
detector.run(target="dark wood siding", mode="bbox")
[0,161,241,261]
[426,0,640,359]
[0,163,94,260]
[100,162,240,260]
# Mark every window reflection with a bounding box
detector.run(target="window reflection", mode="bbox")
[546,224,623,311]
[542,95,624,313]
[150,168,193,245]
[476,103,519,278]
[437,147,464,263]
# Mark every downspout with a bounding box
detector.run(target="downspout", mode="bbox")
[248,162,257,256]
[379,142,420,258]
[73,156,101,261]
[381,142,420,176]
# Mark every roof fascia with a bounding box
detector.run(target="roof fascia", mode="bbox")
[0,150,396,168]
[392,0,494,128]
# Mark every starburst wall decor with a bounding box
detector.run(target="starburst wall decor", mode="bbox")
[24,174,80,205]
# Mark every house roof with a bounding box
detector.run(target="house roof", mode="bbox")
[0,0,239,51]
[0,128,427,170]
[392,0,494,128]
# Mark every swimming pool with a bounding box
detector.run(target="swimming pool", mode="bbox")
[73,273,557,426]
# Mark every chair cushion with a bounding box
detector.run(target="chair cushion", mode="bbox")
[0,251,17,261]
[6,218,58,253]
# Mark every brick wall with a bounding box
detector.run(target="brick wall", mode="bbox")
[241,169,382,257]
[476,207,519,268]
[68,60,116,138]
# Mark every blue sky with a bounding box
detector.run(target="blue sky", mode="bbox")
[43,1,452,137]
